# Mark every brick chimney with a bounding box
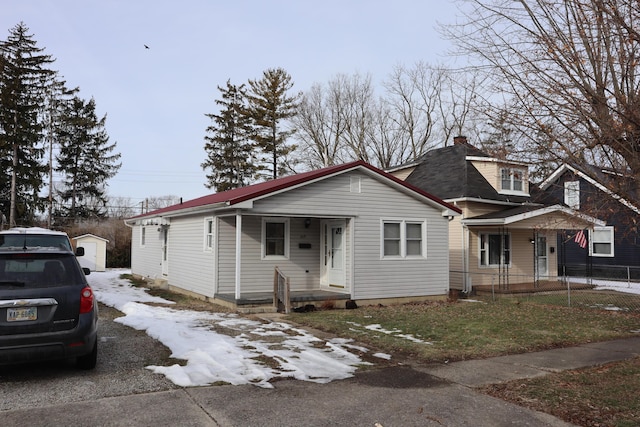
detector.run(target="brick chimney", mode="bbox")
[453,135,468,146]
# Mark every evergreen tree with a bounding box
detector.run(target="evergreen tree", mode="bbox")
[54,96,121,223]
[0,22,55,226]
[245,68,300,180]
[202,80,257,192]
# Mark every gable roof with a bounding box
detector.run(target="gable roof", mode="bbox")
[402,144,530,204]
[540,163,640,215]
[127,161,461,221]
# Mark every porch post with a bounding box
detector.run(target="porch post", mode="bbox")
[235,210,242,300]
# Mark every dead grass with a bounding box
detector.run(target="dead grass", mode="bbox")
[481,357,640,427]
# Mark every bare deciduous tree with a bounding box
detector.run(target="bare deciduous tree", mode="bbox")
[446,0,640,200]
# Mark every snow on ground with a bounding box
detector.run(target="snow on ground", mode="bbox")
[589,278,640,295]
[88,270,371,388]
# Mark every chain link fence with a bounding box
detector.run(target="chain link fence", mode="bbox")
[455,266,640,313]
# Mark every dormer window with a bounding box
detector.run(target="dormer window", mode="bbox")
[501,168,525,192]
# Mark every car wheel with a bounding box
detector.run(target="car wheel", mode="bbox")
[76,339,98,370]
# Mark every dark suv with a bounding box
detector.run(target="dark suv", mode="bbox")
[0,246,98,369]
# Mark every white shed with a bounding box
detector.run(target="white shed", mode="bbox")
[72,234,109,272]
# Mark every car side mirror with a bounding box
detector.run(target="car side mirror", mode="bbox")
[82,267,91,276]
[76,247,85,256]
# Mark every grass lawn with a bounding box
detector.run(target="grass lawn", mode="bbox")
[287,298,640,363]
[286,297,640,426]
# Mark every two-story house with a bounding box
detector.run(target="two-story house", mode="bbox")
[388,137,605,294]
[539,163,640,279]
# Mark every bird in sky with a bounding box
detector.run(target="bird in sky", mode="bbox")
[144,44,150,49]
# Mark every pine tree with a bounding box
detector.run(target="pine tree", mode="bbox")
[202,80,257,192]
[0,22,55,226]
[245,68,300,180]
[54,96,121,223]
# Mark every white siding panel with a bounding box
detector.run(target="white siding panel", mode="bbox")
[165,216,215,297]
[130,225,163,279]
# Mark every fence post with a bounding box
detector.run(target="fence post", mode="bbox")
[491,275,495,302]
[628,266,631,288]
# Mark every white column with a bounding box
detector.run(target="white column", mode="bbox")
[234,211,242,300]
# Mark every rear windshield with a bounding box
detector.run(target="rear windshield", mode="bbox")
[0,253,84,288]
[0,234,72,251]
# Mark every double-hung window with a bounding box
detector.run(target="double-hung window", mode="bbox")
[479,232,510,266]
[381,219,426,258]
[204,218,214,251]
[564,181,580,209]
[500,168,524,192]
[590,226,614,257]
[262,218,289,258]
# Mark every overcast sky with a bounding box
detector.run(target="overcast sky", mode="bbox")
[2,1,461,207]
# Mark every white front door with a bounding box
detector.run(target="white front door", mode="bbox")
[321,220,345,288]
[161,228,169,276]
[536,235,548,277]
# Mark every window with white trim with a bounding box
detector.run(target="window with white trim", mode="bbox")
[500,168,524,192]
[381,219,426,258]
[262,218,289,258]
[204,218,214,251]
[564,181,580,209]
[479,232,510,266]
[590,226,614,257]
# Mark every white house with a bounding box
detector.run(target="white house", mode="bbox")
[125,161,461,311]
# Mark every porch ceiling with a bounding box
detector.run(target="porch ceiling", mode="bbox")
[462,204,606,230]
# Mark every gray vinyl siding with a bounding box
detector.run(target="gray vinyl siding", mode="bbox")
[164,215,216,297]
[252,171,449,299]
[132,169,451,300]
[216,216,322,294]
[130,225,163,279]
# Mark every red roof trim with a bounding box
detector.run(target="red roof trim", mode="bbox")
[129,160,461,219]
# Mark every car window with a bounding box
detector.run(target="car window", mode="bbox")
[0,253,83,288]
[0,235,72,251]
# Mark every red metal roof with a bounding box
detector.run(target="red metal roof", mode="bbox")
[128,161,461,219]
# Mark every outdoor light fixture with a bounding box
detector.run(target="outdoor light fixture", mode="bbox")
[304,218,311,228]
[529,238,535,244]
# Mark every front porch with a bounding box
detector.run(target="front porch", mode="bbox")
[473,279,596,296]
[214,289,352,313]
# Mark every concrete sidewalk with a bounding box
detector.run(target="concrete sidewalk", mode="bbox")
[3,336,639,427]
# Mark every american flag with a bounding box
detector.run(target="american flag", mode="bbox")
[574,229,587,249]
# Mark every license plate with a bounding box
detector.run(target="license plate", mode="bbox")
[7,307,37,322]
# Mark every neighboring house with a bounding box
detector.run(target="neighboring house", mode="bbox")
[124,161,461,311]
[538,163,640,278]
[72,234,109,272]
[387,137,605,294]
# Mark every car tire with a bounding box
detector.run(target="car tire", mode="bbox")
[76,339,98,370]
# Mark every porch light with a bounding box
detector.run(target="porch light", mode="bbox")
[529,238,535,244]
[304,218,311,228]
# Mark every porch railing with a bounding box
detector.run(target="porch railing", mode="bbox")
[273,266,291,314]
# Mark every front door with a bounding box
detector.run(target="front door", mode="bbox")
[536,235,548,277]
[321,220,346,288]
[161,227,169,276]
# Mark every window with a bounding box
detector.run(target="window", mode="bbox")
[140,227,146,247]
[383,222,401,256]
[500,168,525,192]
[262,218,289,258]
[204,218,214,251]
[590,226,614,257]
[381,219,426,258]
[479,232,510,266]
[564,181,580,209]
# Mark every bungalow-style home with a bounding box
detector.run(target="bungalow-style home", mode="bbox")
[538,163,640,279]
[124,161,461,311]
[387,137,605,294]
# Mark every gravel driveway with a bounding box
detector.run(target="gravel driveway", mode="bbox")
[0,304,178,411]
